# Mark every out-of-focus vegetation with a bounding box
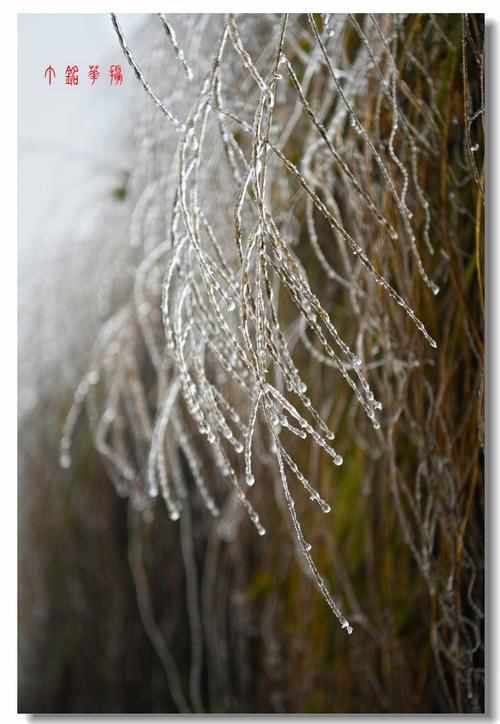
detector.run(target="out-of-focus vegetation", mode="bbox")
[19,13,484,713]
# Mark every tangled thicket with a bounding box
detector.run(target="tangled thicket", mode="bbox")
[19,13,484,713]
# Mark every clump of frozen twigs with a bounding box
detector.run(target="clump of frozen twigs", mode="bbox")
[52,13,483,712]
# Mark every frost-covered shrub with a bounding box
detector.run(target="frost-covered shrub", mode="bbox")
[19,13,484,713]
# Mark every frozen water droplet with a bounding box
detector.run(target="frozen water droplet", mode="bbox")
[304,542,312,552]
[59,452,71,469]
[342,621,353,634]
[246,474,255,486]
[334,454,343,466]
[169,509,180,521]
